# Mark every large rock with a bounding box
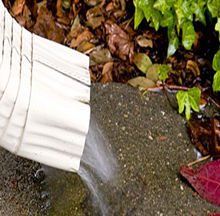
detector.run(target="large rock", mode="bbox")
[0,83,218,215]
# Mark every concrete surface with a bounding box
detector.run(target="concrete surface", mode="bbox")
[0,83,219,215]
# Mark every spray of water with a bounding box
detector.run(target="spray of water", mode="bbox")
[78,118,117,215]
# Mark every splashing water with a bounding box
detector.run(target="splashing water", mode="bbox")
[78,118,117,215]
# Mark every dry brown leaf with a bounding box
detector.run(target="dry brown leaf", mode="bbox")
[84,0,102,6]
[199,94,208,110]
[105,19,134,63]
[100,62,114,83]
[102,62,113,75]
[70,30,94,48]
[128,77,156,88]
[106,2,114,11]
[86,5,105,29]
[33,6,64,43]
[90,48,112,66]
[146,64,159,83]
[136,35,153,48]
[25,0,38,20]
[15,5,31,27]
[186,60,200,77]
[77,41,95,53]
[210,116,220,157]
[89,69,97,82]
[11,0,25,16]
[56,0,64,18]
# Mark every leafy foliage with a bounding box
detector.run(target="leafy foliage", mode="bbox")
[212,50,220,92]
[134,0,220,92]
[158,64,169,81]
[133,0,220,57]
[213,71,220,92]
[176,87,201,120]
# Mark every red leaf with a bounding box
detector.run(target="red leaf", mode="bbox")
[180,159,220,206]
[207,214,220,216]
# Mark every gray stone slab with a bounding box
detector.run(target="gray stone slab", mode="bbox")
[0,83,219,215]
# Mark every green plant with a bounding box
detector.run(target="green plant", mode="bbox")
[176,87,201,120]
[134,0,220,119]
[134,0,208,57]
[212,49,220,92]
[158,64,169,81]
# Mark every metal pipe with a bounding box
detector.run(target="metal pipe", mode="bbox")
[0,0,91,172]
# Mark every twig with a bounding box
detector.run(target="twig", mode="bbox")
[146,84,190,92]
[145,84,210,92]
[163,82,178,110]
[187,155,210,167]
[203,94,220,110]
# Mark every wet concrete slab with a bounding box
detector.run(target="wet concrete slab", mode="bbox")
[0,83,219,215]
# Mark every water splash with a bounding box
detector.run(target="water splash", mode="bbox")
[79,118,117,215]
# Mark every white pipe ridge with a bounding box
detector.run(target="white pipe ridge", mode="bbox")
[0,0,91,172]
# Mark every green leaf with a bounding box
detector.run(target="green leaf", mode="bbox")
[158,64,169,81]
[207,0,220,18]
[215,18,220,41]
[167,28,179,57]
[212,50,220,71]
[213,70,220,92]
[182,21,196,50]
[181,0,194,21]
[134,6,145,29]
[176,87,201,120]
[192,1,206,25]
[160,10,174,27]
[151,9,162,31]
[154,0,168,14]
[134,53,153,73]
[138,0,154,22]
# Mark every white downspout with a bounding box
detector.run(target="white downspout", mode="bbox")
[0,0,91,172]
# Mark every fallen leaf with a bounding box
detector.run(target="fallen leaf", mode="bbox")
[33,6,64,43]
[180,159,220,207]
[146,64,159,83]
[86,5,105,29]
[77,41,95,53]
[207,214,220,216]
[25,0,38,20]
[136,35,153,48]
[15,5,32,28]
[90,48,112,66]
[187,119,210,156]
[199,94,208,110]
[113,61,138,83]
[210,115,220,158]
[84,0,102,6]
[70,15,82,37]
[105,19,134,63]
[100,62,114,83]
[70,30,94,48]
[11,0,25,16]
[128,77,156,88]
[186,60,200,77]
[134,53,152,73]
[56,0,64,17]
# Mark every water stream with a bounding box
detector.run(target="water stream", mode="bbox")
[78,118,117,215]
[39,118,118,216]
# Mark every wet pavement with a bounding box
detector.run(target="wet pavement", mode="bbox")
[0,83,219,215]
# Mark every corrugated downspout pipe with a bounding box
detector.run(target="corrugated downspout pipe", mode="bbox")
[0,0,91,172]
